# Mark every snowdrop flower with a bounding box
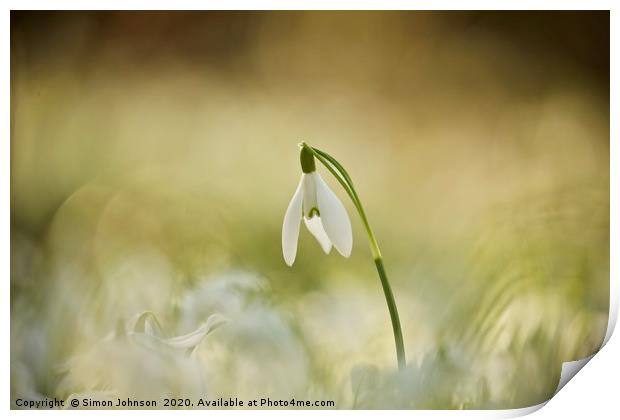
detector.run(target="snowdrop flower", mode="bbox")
[282,142,406,371]
[282,145,352,266]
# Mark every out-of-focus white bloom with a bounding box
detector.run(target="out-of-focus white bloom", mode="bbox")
[128,311,226,356]
[180,272,310,401]
[55,312,223,401]
[282,172,352,266]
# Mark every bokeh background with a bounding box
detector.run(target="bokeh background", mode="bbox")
[11,11,609,409]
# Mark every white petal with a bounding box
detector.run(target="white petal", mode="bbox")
[302,172,319,217]
[303,216,332,254]
[314,173,353,257]
[163,314,226,349]
[282,176,304,266]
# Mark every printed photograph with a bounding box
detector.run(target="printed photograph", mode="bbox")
[10,10,610,410]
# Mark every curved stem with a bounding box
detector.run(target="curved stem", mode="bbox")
[303,144,406,370]
[374,257,406,370]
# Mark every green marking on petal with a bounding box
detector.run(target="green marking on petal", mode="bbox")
[308,207,320,218]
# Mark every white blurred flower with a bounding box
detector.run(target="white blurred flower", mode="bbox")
[282,171,353,266]
[179,272,310,400]
[55,312,223,400]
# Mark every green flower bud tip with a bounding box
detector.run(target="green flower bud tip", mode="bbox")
[299,143,316,173]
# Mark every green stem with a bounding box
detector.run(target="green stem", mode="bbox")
[374,257,406,370]
[301,143,406,370]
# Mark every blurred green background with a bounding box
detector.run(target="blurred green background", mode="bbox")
[11,11,609,409]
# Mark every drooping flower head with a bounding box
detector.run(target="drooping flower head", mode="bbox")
[282,145,353,266]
